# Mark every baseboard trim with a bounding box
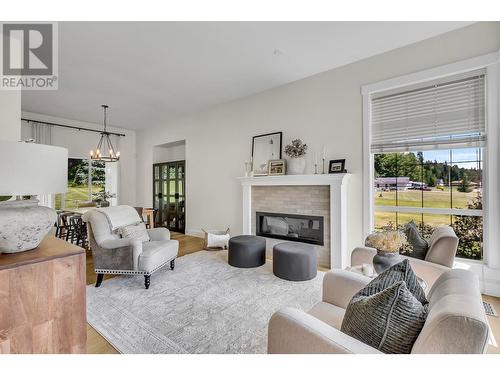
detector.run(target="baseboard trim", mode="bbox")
[483,284,500,298]
[482,274,500,298]
[185,229,205,238]
[454,260,500,297]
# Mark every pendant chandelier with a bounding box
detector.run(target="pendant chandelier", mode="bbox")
[90,104,120,162]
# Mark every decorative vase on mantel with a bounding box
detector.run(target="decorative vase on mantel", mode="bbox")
[284,139,308,175]
[287,157,306,175]
[365,230,407,274]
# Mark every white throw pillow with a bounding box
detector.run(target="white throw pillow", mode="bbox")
[118,222,150,242]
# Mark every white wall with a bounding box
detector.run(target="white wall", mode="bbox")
[0,91,21,141]
[136,22,500,254]
[0,31,21,142]
[21,112,137,206]
[153,141,186,164]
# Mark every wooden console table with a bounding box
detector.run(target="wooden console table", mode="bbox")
[0,235,86,353]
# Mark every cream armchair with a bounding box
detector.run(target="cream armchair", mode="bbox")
[83,206,179,289]
[269,270,380,354]
[352,226,459,289]
[268,268,489,354]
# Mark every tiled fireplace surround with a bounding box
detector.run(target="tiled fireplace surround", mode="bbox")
[252,186,331,267]
[239,174,350,270]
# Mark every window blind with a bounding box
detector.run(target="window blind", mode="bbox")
[370,70,486,153]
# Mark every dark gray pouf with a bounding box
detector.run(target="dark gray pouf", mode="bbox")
[228,235,266,268]
[273,242,317,281]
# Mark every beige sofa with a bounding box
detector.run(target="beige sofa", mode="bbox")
[353,226,459,290]
[268,268,489,354]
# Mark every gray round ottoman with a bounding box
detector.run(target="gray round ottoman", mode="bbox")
[228,235,266,268]
[273,242,317,281]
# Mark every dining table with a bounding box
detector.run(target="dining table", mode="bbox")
[63,207,155,228]
[64,207,96,215]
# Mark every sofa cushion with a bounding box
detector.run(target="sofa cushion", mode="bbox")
[403,221,428,260]
[308,301,345,330]
[119,222,150,243]
[138,240,179,272]
[341,281,427,354]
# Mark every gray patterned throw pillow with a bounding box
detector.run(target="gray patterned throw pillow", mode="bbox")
[360,259,427,305]
[340,281,427,354]
[403,221,428,260]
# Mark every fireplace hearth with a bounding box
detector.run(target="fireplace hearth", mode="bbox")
[256,211,324,246]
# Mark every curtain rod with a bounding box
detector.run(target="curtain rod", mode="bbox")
[21,117,126,137]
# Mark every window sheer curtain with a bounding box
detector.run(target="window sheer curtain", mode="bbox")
[27,121,56,208]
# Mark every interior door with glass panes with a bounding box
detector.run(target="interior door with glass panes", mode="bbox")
[153,161,185,233]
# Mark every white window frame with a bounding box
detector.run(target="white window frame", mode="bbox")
[58,158,112,209]
[362,50,500,268]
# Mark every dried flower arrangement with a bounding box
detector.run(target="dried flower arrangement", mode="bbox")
[365,230,407,253]
[284,139,308,158]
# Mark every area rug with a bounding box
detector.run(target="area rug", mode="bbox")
[87,250,324,353]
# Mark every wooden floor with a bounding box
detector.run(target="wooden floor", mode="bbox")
[483,295,500,354]
[85,232,500,354]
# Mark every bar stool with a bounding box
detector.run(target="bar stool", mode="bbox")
[56,212,73,240]
[69,215,87,248]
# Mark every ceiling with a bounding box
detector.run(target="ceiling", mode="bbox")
[21,22,472,130]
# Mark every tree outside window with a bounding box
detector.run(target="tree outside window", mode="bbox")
[55,159,107,209]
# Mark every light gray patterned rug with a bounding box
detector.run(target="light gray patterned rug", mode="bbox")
[87,250,324,354]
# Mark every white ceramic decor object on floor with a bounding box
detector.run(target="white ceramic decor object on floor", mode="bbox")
[203,228,230,249]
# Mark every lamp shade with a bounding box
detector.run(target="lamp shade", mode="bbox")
[0,140,68,196]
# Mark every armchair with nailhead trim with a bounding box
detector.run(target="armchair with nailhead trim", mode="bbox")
[83,206,178,289]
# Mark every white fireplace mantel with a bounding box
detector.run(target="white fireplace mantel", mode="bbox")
[237,173,351,269]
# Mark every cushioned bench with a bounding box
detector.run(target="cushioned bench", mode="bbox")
[228,235,266,268]
[273,242,317,281]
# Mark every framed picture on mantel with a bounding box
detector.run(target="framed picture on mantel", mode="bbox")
[251,132,282,176]
[328,159,346,173]
[268,159,286,175]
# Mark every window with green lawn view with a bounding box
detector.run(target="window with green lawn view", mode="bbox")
[55,158,106,210]
[374,149,483,260]
[369,70,486,260]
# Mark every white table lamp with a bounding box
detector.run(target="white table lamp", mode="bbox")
[0,140,68,253]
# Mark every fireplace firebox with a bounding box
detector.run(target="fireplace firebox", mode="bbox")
[256,211,324,246]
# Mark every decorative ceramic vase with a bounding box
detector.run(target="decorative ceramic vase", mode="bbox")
[372,250,402,274]
[0,199,57,253]
[288,157,306,175]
